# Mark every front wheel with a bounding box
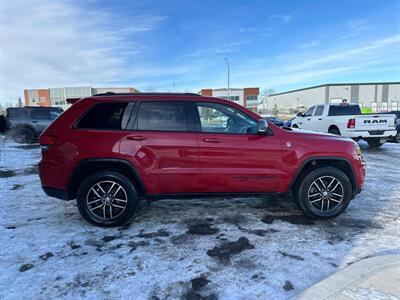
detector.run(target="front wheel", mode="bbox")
[76,171,139,227]
[296,167,352,219]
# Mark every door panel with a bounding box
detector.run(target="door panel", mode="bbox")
[120,131,199,194]
[197,133,282,192]
[194,101,282,193]
[119,101,199,195]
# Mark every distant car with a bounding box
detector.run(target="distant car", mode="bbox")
[291,103,397,148]
[6,106,63,143]
[263,116,284,127]
[284,117,295,127]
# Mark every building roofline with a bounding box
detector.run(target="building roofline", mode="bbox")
[269,82,400,97]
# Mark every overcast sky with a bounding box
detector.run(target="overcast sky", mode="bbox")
[0,0,399,104]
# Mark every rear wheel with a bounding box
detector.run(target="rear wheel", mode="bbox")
[13,127,35,144]
[328,127,341,135]
[296,167,352,219]
[76,171,139,227]
[367,138,383,148]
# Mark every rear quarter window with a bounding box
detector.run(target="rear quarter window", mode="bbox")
[75,102,129,130]
[328,105,361,116]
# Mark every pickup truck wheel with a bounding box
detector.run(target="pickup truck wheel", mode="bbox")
[297,167,352,219]
[76,171,139,227]
[328,127,341,135]
[367,139,383,148]
[13,128,35,144]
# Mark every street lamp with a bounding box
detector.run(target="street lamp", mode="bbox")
[224,58,230,99]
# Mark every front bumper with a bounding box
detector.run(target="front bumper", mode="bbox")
[42,186,69,200]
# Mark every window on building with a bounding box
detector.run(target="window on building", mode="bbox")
[391,101,399,111]
[30,97,36,103]
[76,102,128,130]
[196,102,257,134]
[246,95,258,101]
[40,97,46,103]
[137,102,188,132]
[381,102,388,112]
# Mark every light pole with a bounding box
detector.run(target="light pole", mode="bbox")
[224,58,230,99]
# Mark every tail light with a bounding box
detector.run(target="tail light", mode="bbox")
[39,135,57,151]
[347,118,356,129]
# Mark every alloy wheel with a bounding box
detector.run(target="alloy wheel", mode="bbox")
[307,176,344,212]
[86,180,128,220]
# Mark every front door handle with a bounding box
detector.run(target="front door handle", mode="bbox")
[318,118,322,120]
[307,118,311,121]
[127,135,147,141]
[32,121,38,123]
[203,138,221,143]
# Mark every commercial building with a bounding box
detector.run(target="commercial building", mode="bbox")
[200,87,260,111]
[267,82,400,113]
[24,86,139,109]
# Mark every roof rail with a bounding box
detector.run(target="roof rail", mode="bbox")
[92,92,201,97]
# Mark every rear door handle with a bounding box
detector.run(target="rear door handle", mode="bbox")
[127,135,147,141]
[203,138,221,143]
[32,121,38,123]
[318,118,322,120]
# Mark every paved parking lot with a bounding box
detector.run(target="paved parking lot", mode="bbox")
[0,138,399,299]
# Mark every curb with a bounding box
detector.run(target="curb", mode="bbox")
[293,254,400,299]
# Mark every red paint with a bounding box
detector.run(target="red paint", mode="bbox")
[39,94,365,197]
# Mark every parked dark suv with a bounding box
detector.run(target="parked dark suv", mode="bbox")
[39,93,365,227]
[6,106,63,143]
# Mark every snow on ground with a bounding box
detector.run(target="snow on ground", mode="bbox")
[0,135,399,300]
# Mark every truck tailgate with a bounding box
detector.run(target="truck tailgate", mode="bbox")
[355,114,396,131]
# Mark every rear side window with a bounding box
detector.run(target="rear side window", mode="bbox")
[31,109,50,120]
[7,109,29,119]
[76,102,128,130]
[328,105,361,116]
[136,102,188,131]
[314,105,324,116]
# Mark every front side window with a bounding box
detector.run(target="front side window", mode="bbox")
[76,102,128,130]
[305,106,315,116]
[136,102,188,131]
[196,102,257,134]
[314,105,324,116]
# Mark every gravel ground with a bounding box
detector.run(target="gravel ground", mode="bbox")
[0,137,399,299]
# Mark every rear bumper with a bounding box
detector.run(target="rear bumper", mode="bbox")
[42,186,69,200]
[346,129,397,139]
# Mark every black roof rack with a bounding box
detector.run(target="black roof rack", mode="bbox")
[93,92,201,97]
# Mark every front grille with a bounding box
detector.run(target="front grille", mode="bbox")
[368,130,385,135]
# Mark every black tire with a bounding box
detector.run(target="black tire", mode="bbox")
[296,167,352,219]
[76,171,139,227]
[328,127,341,135]
[367,138,383,148]
[13,127,35,144]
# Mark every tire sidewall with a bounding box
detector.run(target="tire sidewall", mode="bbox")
[297,167,352,219]
[77,171,138,227]
[13,128,34,144]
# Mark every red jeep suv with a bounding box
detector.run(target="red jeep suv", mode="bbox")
[38,93,365,226]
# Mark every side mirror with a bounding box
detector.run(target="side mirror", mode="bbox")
[296,112,303,117]
[257,119,269,134]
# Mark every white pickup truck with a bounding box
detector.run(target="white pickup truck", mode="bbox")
[291,103,397,148]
